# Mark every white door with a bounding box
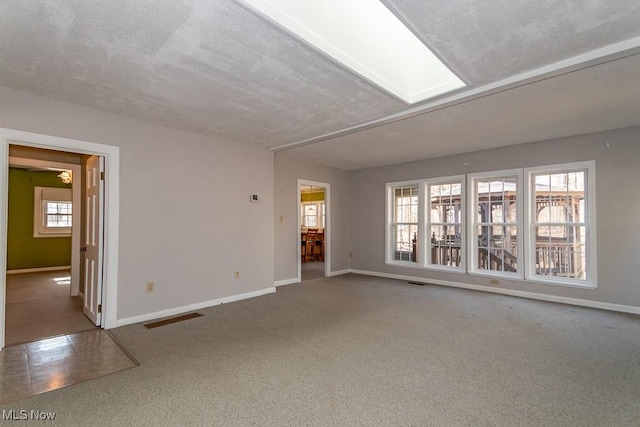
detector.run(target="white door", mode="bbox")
[83,155,104,326]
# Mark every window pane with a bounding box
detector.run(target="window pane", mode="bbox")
[428,180,463,269]
[532,169,588,281]
[394,224,418,261]
[474,176,518,274]
[430,225,462,267]
[47,214,72,227]
[44,202,72,228]
[534,225,586,279]
[392,185,419,263]
[45,201,72,215]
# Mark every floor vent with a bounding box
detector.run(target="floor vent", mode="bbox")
[408,281,427,286]
[144,313,202,329]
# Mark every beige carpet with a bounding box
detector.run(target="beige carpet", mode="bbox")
[5,270,96,345]
[1,274,639,426]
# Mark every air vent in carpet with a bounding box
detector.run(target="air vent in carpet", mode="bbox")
[144,313,202,329]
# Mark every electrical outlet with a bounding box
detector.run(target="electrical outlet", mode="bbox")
[490,279,500,286]
[234,271,240,279]
[146,281,155,292]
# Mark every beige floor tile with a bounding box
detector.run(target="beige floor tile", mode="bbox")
[0,330,137,405]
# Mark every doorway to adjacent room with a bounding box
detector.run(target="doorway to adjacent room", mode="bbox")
[298,180,330,282]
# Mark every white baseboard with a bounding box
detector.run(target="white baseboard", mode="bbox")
[275,269,350,286]
[275,278,300,287]
[115,287,276,328]
[6,265,71,275]
[350,269,640,315]
[327,269,351,277]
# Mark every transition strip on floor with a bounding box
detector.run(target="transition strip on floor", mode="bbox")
[144,313,203,329]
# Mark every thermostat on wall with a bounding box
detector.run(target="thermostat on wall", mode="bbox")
[250,194,259,203]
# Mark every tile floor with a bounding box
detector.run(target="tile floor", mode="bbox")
[0,329,138,405]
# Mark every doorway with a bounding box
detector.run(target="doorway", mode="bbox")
[0,127,120,350]
[298,179,330,282]
[5,152,91,345]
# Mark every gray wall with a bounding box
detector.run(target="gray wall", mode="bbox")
[350,127,640,308]
[274,155,351,281]
[0,85,274,322]
[2,82,638,318]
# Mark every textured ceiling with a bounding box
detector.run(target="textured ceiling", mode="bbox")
[0,1,639,169]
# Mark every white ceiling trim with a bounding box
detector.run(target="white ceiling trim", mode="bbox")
[271,35,640,153]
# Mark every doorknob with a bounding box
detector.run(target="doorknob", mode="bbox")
[80,246,87,252]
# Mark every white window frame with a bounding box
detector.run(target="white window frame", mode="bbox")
[524,161,597,289]
[386,181,422,267]
[468,169,524,280]
[301,201,325,228]
[33,186,72,238]
[383,162,596,289]
[424,175,465,273]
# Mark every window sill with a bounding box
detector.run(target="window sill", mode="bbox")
[424,265,466,274]
[468,271,596,289]
[468,270,524,281]
[386,260,421,269]
[524,276,597,290]
[34,232,71,238]
[387,261,598,290]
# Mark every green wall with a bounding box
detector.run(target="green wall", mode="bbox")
[7,168,72,270]
[301,192,324,202]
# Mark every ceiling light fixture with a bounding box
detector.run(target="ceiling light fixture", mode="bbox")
[235,0,465,104]
[58,170,72,184]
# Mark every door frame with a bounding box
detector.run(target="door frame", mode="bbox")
[0,127,120,350]
[297,179,330,281]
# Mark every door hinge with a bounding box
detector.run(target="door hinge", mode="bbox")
[97,304,102,313]
[100,171,105,180]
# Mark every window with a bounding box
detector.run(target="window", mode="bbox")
[34,187,72,237]
[301,201,325,228]
[526,161,596,287]
[426,176,464,271]
[469,170,522,278]
[387,183,419,263]
[45,201,72,227]
[385,162,596,289]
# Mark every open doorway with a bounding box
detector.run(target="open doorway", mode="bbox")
[298,180,330,282]
[0,127,120,350]
[5,148,93,345]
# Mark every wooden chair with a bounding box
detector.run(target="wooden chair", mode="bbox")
[301,234,307,263]
[305,228,319,262]
[315,230,324,261]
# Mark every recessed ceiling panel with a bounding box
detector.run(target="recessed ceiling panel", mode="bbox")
[236,0,465,103]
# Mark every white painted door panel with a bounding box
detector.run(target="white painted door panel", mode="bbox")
[83,155,104,325]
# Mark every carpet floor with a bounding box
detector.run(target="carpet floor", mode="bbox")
[1,274,639,426]
[302,261,325,281]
